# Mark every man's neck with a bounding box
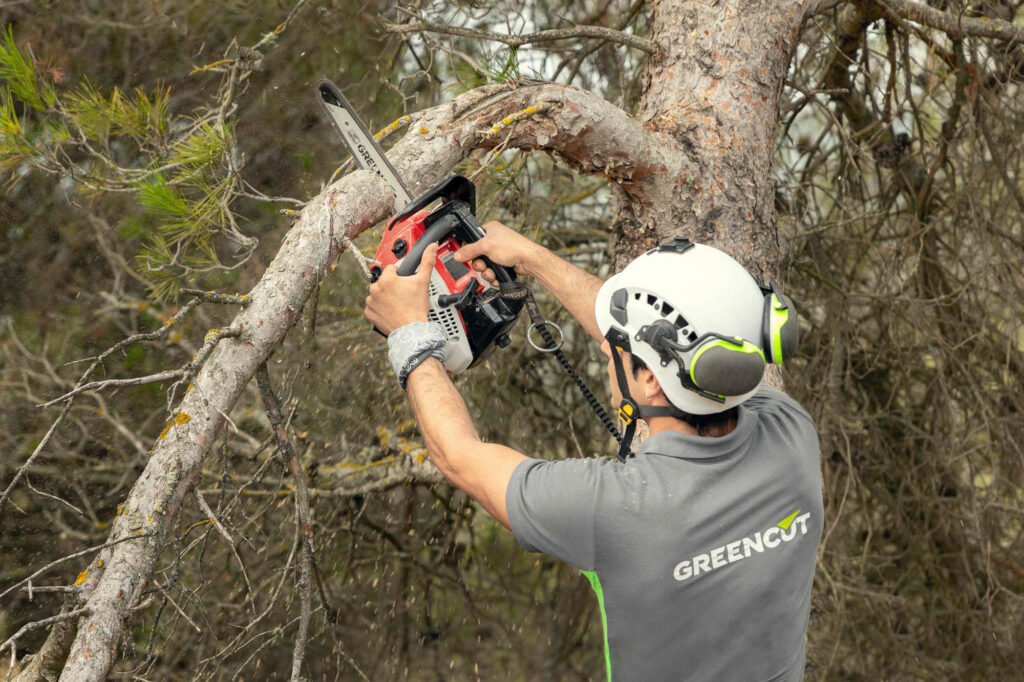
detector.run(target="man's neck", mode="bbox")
[644,410,738,439]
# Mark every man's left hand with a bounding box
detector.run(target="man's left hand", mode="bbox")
[364,243,439,335]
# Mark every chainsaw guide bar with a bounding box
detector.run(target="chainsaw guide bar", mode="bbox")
[316,79,413,207]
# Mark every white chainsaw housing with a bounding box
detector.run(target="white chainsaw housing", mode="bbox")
[427,270,473,373]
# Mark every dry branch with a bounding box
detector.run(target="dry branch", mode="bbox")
[384,19,658,54]
[255,363,318,680]
[877,0,1024,42]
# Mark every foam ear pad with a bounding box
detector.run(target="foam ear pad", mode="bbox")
[776,293,799,359]
[689,339,766,396]
[763,293,799,364]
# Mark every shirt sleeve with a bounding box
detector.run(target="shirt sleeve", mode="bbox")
[504,457,605,571]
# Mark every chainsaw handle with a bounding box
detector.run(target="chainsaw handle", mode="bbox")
[397,214,458,276]
[397,211,516,284]
[476,255,516,284]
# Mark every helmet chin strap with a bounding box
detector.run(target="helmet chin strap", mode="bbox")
[607,335,687,462]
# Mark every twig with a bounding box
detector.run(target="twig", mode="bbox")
[253,0,310,49]
[0,534,149,601]
[0,398,73,516]
[24,476,85,516]
[384,18,658,54]
[339,234,374,281]
[0,607,92,655]
[180,288,251,305]
[38,369,185,408]
[255,364,332,678]
[194,488,257,613]
[18,585,80,595]
[875,0,1024,42]
[153,583,202,634]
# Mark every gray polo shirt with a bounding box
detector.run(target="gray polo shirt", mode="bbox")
[506,386,822,682]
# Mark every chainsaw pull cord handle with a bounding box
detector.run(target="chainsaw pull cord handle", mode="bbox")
[478,283,623,446]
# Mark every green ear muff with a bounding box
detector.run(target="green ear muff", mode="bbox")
[762,289,798,364]
[688,337,766,397]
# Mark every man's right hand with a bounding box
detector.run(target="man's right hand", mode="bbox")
[452,221,543,283]
[455,220,606,343]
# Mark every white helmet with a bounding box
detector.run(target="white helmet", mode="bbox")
[595,238,797,424]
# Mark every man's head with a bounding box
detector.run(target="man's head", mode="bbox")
[594,238,798,419]
[599,338,738,437]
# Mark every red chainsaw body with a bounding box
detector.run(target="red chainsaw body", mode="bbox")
[370,208,489,373]
[373,208,485,303]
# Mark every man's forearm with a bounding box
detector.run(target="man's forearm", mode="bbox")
[405,358,479,477]
[404,358,526,527]
[524,247,604,343]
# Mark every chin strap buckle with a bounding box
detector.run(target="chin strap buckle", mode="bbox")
[617,399,637,427]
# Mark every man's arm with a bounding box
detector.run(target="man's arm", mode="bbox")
[404,358,527,529]
[362,246,527,528]
[453,222,605,344]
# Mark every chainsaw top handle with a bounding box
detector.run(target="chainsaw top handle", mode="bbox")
[393,175,516,284]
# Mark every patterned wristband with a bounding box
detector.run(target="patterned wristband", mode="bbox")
[387,321,447,389]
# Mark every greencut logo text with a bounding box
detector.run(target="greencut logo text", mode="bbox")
[673,510,812,582]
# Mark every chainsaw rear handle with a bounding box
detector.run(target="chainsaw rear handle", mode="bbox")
[397,203,516,284]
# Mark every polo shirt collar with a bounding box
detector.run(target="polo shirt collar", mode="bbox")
[635,404,757,459]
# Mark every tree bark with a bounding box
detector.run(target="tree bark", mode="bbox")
[615,0,806,280]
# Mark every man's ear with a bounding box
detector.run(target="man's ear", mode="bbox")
[637,365,665,401]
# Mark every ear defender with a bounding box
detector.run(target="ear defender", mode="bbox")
[688,337,766,397]
[761,282,799,364]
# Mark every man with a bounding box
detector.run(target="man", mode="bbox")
[363,221,823,682]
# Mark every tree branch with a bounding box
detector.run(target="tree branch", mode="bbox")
[1,608,92,657]
[383,19,657,54]
[38,370,184,408]
[254,363,319,680]
[57,171,395,681]
[876,0,1024,43]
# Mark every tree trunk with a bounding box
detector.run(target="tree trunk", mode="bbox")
[617,0,804,280]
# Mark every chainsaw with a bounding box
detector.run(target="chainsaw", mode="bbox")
[316,79,524,372]
[316,78,624,451]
